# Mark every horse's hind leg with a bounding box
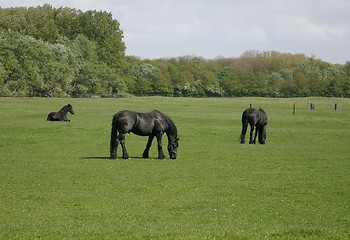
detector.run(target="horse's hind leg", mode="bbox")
[249,125,255,144]
[118,133,129,159]
[142,135,154,158]
[252,128,258,144]
[240,122,248,144]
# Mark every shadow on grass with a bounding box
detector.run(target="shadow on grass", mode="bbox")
[82,156,159,160]
[82,156,110,160]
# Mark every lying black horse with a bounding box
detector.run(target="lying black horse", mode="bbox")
[240,108,268,144]
[47,104,74,122]
[110,110,179,159]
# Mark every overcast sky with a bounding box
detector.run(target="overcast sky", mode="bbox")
[1,0,349,64]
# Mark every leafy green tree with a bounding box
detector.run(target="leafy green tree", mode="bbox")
[1,5,349,98]
[0,5,126,70]
[218,69,240,97]
[0,32,51,96]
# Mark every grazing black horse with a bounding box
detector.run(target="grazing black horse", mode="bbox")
[240,108,268,144]
[110,110,179,160]
[47,104,74,122]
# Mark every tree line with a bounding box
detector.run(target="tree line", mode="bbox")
[1,5,349,98]
[0,5,125,97]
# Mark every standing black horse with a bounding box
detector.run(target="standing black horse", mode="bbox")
[240,108,268,144]
[47,104,74,122]
[110,110,179,160]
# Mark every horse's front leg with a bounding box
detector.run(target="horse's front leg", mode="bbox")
[156,133,166,159]
[253,128,258,144]
[142,135,154,158]
[118,133,129,159]
[249,125,255,144]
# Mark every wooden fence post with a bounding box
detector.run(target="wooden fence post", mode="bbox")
[293,103,296,115]
[335,102,339,110]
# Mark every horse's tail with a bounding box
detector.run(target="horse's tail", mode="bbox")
[110,115,118,159]
[240,110,248,144]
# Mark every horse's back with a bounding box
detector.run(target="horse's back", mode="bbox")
[112,110,139,132]
[113,110,162,124]
[112,110,169,135]
[113,110,138,122]
[242,108,268,126]
[47,112,58,121]
[258,108,268,125]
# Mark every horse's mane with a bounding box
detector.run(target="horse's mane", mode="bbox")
[154,110,177,135]
[59,104,70,112]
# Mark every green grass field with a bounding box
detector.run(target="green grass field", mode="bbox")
[1,97,349,239]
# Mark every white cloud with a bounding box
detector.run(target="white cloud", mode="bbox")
[1,0,350,63]
[223,24,267,42]
[291,16,350,39]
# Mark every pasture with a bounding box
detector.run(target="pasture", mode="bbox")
[0,97,349,239]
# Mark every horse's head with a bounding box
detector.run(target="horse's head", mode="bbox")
[67,104,74,115]
[168,138,179,159]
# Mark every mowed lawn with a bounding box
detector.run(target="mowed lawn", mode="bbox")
[0,97,349,239]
